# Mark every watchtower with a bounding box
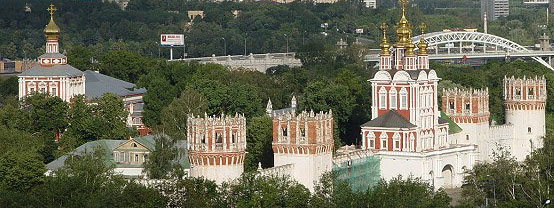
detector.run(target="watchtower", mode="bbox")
[187,113,246,184]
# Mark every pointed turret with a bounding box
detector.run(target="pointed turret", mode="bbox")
[291,96,297,109]
[266,99,273,116]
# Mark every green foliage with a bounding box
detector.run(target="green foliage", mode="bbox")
[142,135,181,179]
[156,177,221,207]
[160,89,208,141]
[244,115,274,172]
[0,150,45,192]
[222,173,311,208]
[20,93,68,134]
[367,176,451,208]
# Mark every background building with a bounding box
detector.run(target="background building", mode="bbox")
[481,0,509,20]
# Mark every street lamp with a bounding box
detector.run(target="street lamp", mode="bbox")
[284,34,289,53]
[244,34,247,56]
[222,37,227,56]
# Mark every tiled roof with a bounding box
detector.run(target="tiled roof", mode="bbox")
[84,70,146,99]
[360,110,416,129]
[19,64,84,77]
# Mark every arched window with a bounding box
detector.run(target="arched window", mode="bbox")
[379,87,387,109]
[368,132,376,149]
[131,143,137,148]
[216,133,223,143]
[380,132,388,150]
[528,127,532,134]
[393,133,401,151]
[399,88,408,110]
[389,88,397,109]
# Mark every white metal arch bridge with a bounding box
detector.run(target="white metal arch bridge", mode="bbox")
[365,31,554,70]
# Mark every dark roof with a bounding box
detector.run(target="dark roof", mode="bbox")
[19,64,84,77]
[440,111,463,134]
[360,110,416,129]
[84,70,146,99]
[272,107,296,116]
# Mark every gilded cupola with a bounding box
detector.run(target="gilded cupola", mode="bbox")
[379,23,391,56]
[395,0,412,47]
[44,4,60,39]
[417,22,428,55]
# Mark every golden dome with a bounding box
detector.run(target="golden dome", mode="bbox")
[379,23,391,55]
[44,4,60,38]
[394,0,412,46]
[417,22,428,55]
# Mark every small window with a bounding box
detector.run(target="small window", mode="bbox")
[300,128,306,137]
[449,101,455,110]
[132,143,137,147]
[379,87,387,109]
[134,154,139,162]
[282,127,288,137]
[399,88,408,110]
[466,135,469,141]
[231,133,236,143]
[465,103,470,110]
[216,133,223,143]
[516,88,521,96]
[528,127,532,134]
[201,135,206,144]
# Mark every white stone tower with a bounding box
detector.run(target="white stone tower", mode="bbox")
[442,88,491,160]
[272,110,334,191]
[504,76,547,161]
[187,113,246,184]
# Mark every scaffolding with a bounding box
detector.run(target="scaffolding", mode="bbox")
[332,148,380,192]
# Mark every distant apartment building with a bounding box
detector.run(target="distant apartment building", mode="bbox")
[481,0,509,20]
[364,0,377,8]
[0,59,33,74]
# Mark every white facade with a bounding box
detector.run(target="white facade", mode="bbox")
[190,165,243,184]
[273,152,332,191]
[378,145,477,189]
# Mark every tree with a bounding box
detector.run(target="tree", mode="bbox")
[94,93,133,140]
[160,89,208,141]
[20,93,68,134]
[366,176,451,208]
[300,80,356,146]
[60,95,96,151]
[98,50,149,83]
[0,150,45,192]
[142,135,181,179]
[244,115,274,172]
[222,173,311,207]
[156,178,221,207]
[311,173,366,208]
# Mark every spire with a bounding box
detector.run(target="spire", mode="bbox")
[266,99,273,115]
[291,96,297,108]
[395,0,412,47]
[379,23,391,56]
[44,4,60,39]
[417,22,428,55]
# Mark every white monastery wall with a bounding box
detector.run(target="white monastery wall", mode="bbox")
[190,164,243,184]
[273,152,332,192]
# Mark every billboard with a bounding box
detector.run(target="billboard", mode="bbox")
[160,34,184,46]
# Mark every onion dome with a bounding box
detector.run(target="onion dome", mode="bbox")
[417,22,428,55]
[379,23,391,55]
[44,4,60,39]
[394,0,412,47]
[405,28,416,56]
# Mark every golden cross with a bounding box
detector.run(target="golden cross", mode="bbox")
[47,4,57,17]
[380,23,388,40]
[419,22,427,35]
[399,0,408,15]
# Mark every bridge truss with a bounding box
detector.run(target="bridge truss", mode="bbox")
[410,31,553,70]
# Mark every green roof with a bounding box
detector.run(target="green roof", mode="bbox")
[440,111,463,134]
